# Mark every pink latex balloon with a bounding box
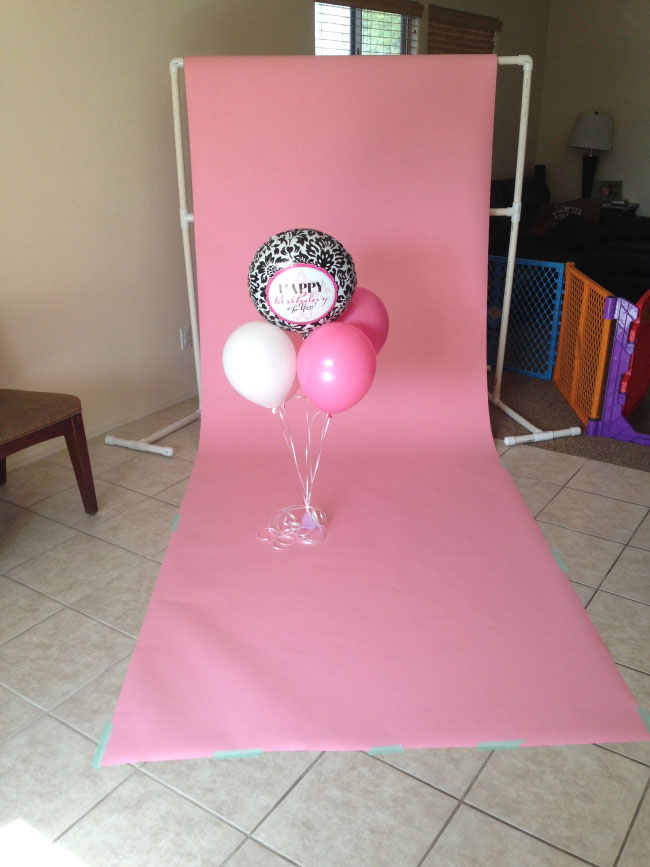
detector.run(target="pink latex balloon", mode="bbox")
[338,286,389,353]
[297,322,376,414]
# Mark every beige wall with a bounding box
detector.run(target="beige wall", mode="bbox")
[420,1,551,177]
[536,0,650,212]
[1,0,313,464]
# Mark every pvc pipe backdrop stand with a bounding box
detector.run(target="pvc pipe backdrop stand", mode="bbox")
[97,55,649,766]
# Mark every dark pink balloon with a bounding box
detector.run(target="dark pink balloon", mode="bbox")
[297,322,376,414]
[338,286,389,353]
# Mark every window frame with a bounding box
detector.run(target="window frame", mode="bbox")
[426,4,502,55]
[315,1,423,56]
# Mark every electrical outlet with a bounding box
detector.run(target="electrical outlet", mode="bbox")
[179,327,192,350]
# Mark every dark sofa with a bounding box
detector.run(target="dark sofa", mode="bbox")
[489,177,650,305]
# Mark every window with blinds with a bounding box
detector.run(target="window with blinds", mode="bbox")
[315,2,423,55]
[426,5,501,54]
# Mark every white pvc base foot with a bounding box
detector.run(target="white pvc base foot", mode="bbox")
[490,395,581,448]
[104,410,200,458]
[503,427,581,447]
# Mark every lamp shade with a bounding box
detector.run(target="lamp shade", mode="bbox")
[567,112,613,151]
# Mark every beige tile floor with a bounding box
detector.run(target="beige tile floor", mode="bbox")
[1,402,649,866]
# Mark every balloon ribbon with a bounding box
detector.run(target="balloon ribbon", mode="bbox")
[258,393,331,550]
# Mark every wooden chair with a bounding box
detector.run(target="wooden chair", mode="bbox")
[0,389,98,514]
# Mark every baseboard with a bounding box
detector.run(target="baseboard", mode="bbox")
[5,391,200,471]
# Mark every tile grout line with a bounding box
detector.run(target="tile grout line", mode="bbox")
[0,528,84,575]
[459,803,602,867]
[21,469,181,526]
[503,456,589,492]
[591,535,636,596]
[1,495,172,570]
[414,740,628,867]
[135,764,252,837]
[89,467,193,500]
[248,751,326,839]
[51,770,138,844]
[538,517,650,608]
[46,646,134,718]
[527,469,579,518]
[588,586,650,610]
[136,751,323,865]
[624,503,650,541]
[618,661,650,679]
[0,479,79,511]
[0,597,137,651]
[574,584,598,608]
[526,460,650,543]
[415,749,494,866]
[565,485,650,509]
[216,839,252,867]
[0,605,65,648]
[595,743,650,769]
[612,774,650,867]
[507,472,565,520]
[627,541,650,553]
[66,599,141,641]
[0,703,48,751]
[511,445,650,491]
[46,711,117,751]
[536,518,648,550]
[0,680,48,709]
[2,551,150,617]
[220,836,306,867]
[535,520,643,601]
[27,446,193,498]
[79,517,173,563]
[47,708,115,748]
[0,657,131,747]
[538,514,643,548]
[368,750,475,801]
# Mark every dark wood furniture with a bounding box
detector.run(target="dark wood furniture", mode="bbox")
[0,389,98,514]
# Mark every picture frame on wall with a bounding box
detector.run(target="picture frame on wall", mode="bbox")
[598,180,623,200]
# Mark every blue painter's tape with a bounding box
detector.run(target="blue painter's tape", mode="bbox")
[171,514,180,532]
[551,548,568,573]
[477,739,524,750]
[368,744,405,756]
[213,749,262,760]
[91,721,113,768]
[638,707,650,733]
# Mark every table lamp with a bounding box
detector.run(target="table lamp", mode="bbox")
[567,111,613,198]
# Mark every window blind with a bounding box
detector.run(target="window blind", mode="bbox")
[315,1,423,56]
[426,5,501,54]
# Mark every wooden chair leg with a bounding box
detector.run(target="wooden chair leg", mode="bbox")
[64,413,98,514]
[0,457,6,486]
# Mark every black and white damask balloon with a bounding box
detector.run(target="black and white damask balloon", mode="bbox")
[248,228,357,334]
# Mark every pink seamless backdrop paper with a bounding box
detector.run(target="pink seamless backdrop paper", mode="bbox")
[101,56,648,765]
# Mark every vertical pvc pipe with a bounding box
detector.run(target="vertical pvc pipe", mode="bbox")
[492,55,533,403]
[170,58,202,406]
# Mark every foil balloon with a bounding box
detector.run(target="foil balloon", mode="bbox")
[248,228,357,334]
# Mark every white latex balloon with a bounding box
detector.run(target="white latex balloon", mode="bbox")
[222,321,297,409]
